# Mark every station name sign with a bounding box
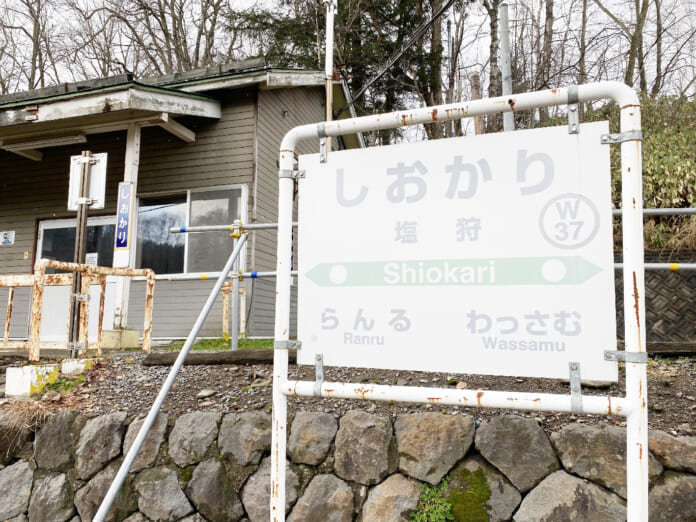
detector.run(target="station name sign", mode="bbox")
[297,122,617,381]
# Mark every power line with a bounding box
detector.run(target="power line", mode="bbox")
[335,0,458,119]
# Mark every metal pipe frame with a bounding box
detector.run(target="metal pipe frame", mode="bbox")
[170,222,297,233]
[26,259,156,359]
[94,234,248,522]
[613,207,696,216]
[272,81,648,521]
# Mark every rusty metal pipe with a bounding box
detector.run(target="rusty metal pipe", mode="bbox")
[29,268,46,362]
[142,271,155,353]
[4,286,14,345]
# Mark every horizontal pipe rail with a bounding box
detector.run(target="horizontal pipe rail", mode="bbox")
[171,222,298,233]
[284,380,630,417]
[616,263,696,271]
[140,271,294,282]
[613,208,696,216]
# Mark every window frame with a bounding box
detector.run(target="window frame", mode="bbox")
[37,215,117,278]
[136,184,248,277]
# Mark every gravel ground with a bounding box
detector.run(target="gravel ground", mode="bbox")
[4,349,694,436]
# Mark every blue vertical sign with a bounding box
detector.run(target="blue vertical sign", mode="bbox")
[115,182,134,250]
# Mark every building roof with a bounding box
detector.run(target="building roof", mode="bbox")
[0,57,362,160]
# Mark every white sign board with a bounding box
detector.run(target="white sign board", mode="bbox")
[297,122,617,381]
[0,231,15,246]
[68,153,108,210]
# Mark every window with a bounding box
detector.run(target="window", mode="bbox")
[136,186,246,275]
[38,217,115,273]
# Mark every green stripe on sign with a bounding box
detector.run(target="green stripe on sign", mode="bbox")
[304,257,602,286]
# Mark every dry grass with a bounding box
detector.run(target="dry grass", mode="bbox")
[0,400,51,432]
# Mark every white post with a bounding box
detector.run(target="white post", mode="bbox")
[499,2,515,131]
[270,149,297,521]
[113,123,141,329]
[619,101,649,522]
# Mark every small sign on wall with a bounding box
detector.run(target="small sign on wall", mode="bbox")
[0,231,15,246]
[113,182,135,268]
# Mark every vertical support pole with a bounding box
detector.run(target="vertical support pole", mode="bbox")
[4,286,14,345]
[78,269,90,358]
[270,150,296,522]
[619,102,648,522]
[69,151,92,357]
[29,268,45,362]
[499,2,514,132]
[239,287,247,337]
[114,123,141,330]
[142,271,155,354]
[222,282,230,340]
[97,275,106,356]
[322,0,337,157]
[231,275,240,351]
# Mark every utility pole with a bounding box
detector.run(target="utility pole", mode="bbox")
[499,2,515,131]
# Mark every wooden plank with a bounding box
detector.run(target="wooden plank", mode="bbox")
[142,347,296,366]
[647,342,696,355]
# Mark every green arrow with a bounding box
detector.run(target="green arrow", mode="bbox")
[304,257,602,287]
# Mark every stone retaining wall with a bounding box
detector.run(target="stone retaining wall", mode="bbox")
[1,409,695,521]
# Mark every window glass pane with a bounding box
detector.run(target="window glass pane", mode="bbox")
[137,195,186,274]
[41,224,114,274]
[187,189,242,273]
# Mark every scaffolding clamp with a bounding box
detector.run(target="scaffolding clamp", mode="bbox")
[229,220,241,239]
[274,340,302,350]
[604,350,648,364]
[313,354,324,397]
[569,362,583,415]
[601,130,643,144]
[567,85,579,134]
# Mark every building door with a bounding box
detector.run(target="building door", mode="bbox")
[36,217,117,342]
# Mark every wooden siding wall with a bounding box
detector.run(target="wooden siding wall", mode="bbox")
[248,86,324,337]
[0,132,125,339]
[128,88,256,338]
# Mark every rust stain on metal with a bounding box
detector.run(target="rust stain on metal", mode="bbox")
[142,271,156,353]
[627,167,631,173]
[426,397,442,404]
[401,114,409,126]
[28,269,45,362]
[608,397,612,413]
[431,108,438,121]
[355,386,372,400]
[221,282,230,339]
[4,286,14,345]
[552,88,559,95]
[508,98,516,110]
[476,391,484,407]
[96,275,106,356]
[632,272,642,348]
[325,388,334,397]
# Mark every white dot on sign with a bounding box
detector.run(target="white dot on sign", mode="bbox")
[329,264,348,284]
[542,259,566,283]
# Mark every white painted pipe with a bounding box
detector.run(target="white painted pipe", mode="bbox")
[285,380,631,416]
[94,235,248,522]
[499,2,514,131]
